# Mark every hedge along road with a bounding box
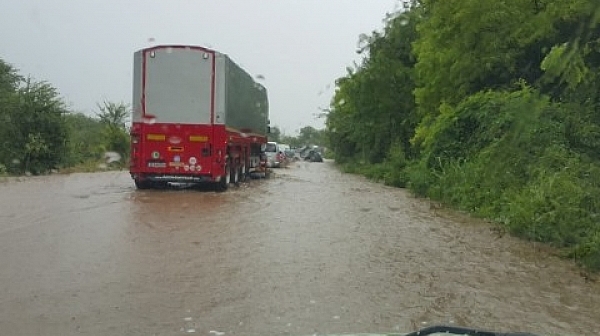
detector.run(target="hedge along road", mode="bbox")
[0,161,599,336]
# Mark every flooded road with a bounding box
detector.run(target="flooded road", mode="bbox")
[0,162,599,336]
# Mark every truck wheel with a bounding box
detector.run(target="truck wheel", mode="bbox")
[239,163,247,182]
[216,161,230,192]
[134,178,153,190]
[154,181,169,189]
[231,162,240,185]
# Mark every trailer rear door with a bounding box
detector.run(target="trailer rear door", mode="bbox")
[144,47,214,124]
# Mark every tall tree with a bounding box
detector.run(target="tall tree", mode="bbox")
[95,101,130,161]
[268,126,281,143]
[6,78,69,174]
[326,8,420,163]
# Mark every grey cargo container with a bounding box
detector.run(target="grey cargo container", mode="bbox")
[132,45,269,136]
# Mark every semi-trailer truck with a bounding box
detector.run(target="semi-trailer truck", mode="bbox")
[129,45,270,190]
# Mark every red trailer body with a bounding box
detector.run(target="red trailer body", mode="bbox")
[129,45,270,190]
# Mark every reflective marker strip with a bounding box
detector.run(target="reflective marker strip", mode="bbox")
[189,135,208,142]
[147,134,166,141]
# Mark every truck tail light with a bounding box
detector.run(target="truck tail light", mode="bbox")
[130,149,138,167]
[130,133,140,167]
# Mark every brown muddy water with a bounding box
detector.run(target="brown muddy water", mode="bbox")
[0,162,599,336]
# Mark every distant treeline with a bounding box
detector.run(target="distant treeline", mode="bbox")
[325,0,600,270]
[0,58,130,175]
[267,125,327,149]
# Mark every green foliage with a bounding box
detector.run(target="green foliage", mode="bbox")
[326,0,600,270]
[295,126,327,147]
[380,141,409,187]
[505,164,597,246]
[0,75,70,175]
[413,0,543,145]
[268,126,281,143]
[0,57,129,174]
[95,100,130,164]
[569,231,600,270]
[412,88,600,268]
[326,8,419,164]
[339,142,411,189]
[541,44,588,88]
[63,112,105,165]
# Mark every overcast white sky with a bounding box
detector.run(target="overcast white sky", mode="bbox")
[1,0,400,135]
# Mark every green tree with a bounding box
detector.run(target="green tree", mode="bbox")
[0,59,20,172]
[96,100,129,129]
[95,101,130,164]
[326,8,419,163]
[412,0,547,145]
[63,112,105,166]
[280,134,302,148]
[268,126,281,143]
[0,58,21,95]
[5,77,69,174]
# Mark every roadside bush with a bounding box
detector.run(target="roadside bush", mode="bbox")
[362,163,388,181]
[381,141,409,187]
[338,141,411,187]
[505,167,595,246]
[404,160,432,197]
[569,231,600,270]
[418,88,600,268]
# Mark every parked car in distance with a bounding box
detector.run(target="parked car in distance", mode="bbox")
[278,144,291,166]
[264,142,281,168]
[284,149,297,161]
[304,149,324,162]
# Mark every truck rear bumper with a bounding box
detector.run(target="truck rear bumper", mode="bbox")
[131,173,214,183]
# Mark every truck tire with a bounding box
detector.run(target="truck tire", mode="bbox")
[134,178,153,190]
[231,162,240,185]
[215,160,230,192]
[154,181,169,189]
[239,162,247,182]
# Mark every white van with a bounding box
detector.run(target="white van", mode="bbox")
[264,142,281,168]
